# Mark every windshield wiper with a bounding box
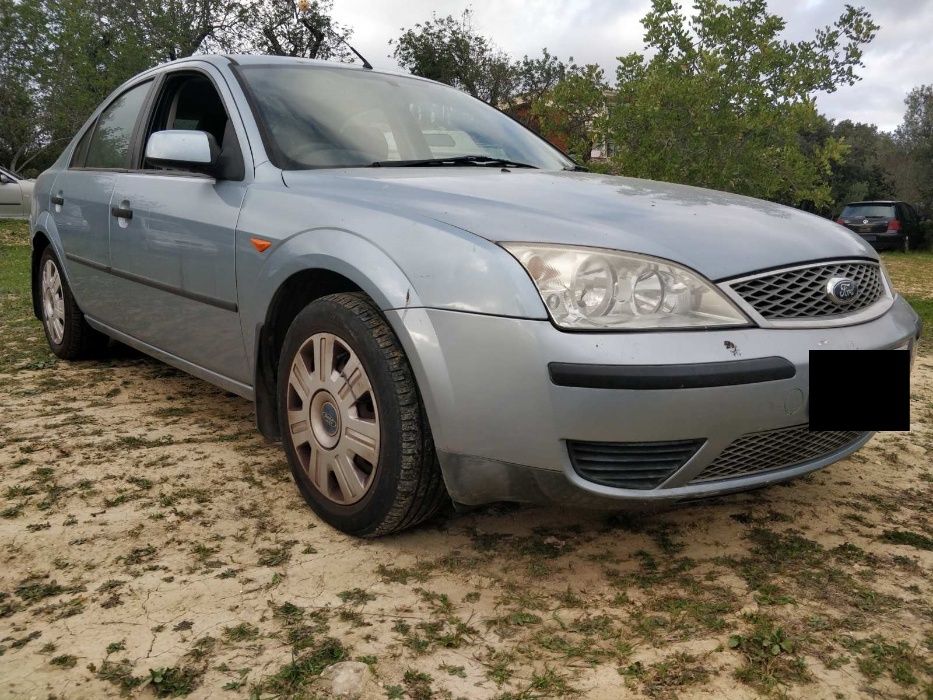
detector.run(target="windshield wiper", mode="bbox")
[371,155,538,169]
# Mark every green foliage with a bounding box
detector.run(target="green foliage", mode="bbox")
[853,636,926,687]
[0,0,347,175]
[729,616,810,692]
[533,64,609,162]
[893,84,933,212]
[880,529,933,551]
[50,654,77,668]
[1,0,228,173]
[251,638,347,696]
[147,666,202,697]
[391,10,517,105]
[606,0,877,209]
[830,120,896,207]
[232,0,352,60]
[391,10,585,139]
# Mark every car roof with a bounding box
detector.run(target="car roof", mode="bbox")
[148,53,419,83]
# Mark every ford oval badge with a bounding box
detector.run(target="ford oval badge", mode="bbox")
[825,277,859,304]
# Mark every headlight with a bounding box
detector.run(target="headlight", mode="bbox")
[502,243,750,330]
[878,259,897,298]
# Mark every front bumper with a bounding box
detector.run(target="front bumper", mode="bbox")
[386,296,921,508]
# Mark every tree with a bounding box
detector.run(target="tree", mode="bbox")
[231,0,352,60]
[1,0,157,172]
[892,85,933,211]
[130,0,246,61]
[828,120,895,207]
[514,48,572,105]
[0,0,356,173]
[533,65,609,162]
[606,0,878,209]
[391,11,516,105]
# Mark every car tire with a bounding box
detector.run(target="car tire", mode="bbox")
[277,292,447,537]
[37,247,108,359]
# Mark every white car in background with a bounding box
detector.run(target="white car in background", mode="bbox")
[0,166,34,219]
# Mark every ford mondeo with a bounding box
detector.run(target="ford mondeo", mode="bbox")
[30,55,922,536]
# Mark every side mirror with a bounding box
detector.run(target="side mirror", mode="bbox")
[145,130,219,175]
[0,173,13,185]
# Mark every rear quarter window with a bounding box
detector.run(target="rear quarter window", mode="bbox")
[841,204,895,218]
[70,124,95,167]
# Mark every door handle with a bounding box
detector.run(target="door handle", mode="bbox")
[111,206,133,220]
[51,195,64,206]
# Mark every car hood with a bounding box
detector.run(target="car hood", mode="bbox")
[282,169,876,280]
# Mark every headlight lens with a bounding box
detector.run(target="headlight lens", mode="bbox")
[502,243,750,329]
[878,259,897,298]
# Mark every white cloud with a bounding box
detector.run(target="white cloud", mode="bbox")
[330,0,932,131]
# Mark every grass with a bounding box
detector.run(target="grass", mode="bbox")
[0,220,55,372]
[250,638,348,697]
[147,666,203,697]
[729,615,810,693]
[880,250,933,296]
[851,636,929,688]
[880,529,933,551]
[880,250,933,354]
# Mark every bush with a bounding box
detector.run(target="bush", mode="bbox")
[914,220,933,250]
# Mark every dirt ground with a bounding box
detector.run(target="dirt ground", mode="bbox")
[1,223,931,699]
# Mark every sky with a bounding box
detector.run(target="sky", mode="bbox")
[329,0,933,132]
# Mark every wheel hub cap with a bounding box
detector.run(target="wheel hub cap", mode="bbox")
[286,332,380,505]
[309,390,342,448]
[321,402,339,436]
[41,258,65,345]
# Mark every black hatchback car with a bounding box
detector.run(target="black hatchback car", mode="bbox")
[836,200,922,252]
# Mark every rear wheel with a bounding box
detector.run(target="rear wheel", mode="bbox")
[277,292,447,536]
[37,247,108,359]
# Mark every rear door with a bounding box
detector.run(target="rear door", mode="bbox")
[50,80,153,319]
[106,65,250,385]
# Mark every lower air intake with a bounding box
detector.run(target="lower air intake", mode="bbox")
[568,438,704,490]
[691,425,867,483]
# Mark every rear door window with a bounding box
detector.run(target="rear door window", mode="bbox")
[84,81,152,169]
[840,204,895,219]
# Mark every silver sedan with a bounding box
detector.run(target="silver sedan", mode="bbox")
[0,166,33,218]
[29,55,921,536]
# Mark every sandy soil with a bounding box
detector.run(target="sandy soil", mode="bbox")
[1,349,931,699]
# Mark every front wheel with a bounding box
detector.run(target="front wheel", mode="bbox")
[277,292,447,536]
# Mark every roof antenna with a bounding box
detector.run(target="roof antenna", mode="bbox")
[331,28,373,70]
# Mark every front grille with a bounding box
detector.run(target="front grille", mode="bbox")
[691,425,866,483]
[729,261,884,319]
[569,438,703,490]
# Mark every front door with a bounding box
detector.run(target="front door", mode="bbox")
[105,67,250,385]
[107,173,248,383]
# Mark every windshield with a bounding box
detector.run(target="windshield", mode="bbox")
[237,65,574,171]
[841,204,895,218]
